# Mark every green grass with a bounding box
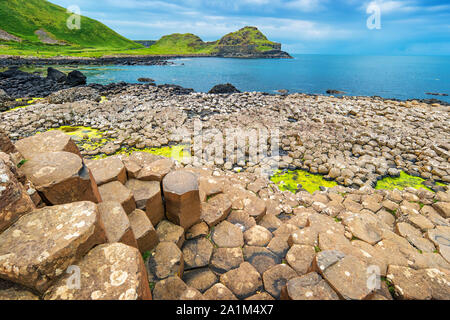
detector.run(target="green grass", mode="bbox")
[0,0,143,56]
[217,26,280,52]
[145,33,215,55]
[1,8,281,58]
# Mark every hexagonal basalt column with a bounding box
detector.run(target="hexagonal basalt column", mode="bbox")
[162,170,201,230]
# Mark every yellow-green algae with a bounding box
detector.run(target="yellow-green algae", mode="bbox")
[49,126,111,152]
[271,169,338,194]
[96,145,191,162]
[49,125,190,162]
[375,171,434,192]
[6,97,44,112]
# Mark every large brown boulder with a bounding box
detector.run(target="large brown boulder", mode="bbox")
[0,201,106,293]
[0,279,39,300]
[125,179,164,226]
[163,170,201,230]
[0,159,35,232]
[85,157,127,186]
[43,243,151,300]
[97,201,138,248]
[98,181,135,214]
[15,130,81,160]
[137,158,175,182]
[19,151,101,205]
[0,130,17,154]
[129,209,159,253]
[313,250,373,300]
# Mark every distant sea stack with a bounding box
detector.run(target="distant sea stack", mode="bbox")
[214,26,292,58]
[146,26,292,59]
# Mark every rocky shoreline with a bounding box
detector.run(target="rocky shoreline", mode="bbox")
[0,67,449,301]
[0,50,291,69]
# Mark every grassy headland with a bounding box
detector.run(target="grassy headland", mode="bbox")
[0,0,287,58]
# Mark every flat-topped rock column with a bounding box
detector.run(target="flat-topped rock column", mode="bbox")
[162,170,201,230]
[15,130,81,159]
[19,151,101,205]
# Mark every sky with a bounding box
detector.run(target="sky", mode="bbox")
[51,0,450,55]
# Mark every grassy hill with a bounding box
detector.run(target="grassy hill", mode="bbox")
[146,33,214,55]
[146,27,283,56]
[0,1,287,58]
[217,26,281,52]
[0,0,143,56]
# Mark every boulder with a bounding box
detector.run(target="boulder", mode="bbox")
[129,209,159,253]
[243,246,281,275]
[0,279,39,300]
[211,221,244,248]
[0,159,35,232]
[433,202,450,218]
[186,222,209,240]
[20,151,101,205]
[152,276,189,300]
[98,181,135,214]
[286,245,316,275]
[386,265,431,300]
[203,283,237,300]
[0,129,17,154]
[426,226,450,263]
[201,193,232,226]
[97,201,138,248]
[66,70,86,86]
[0,201,106,293]
[15,130,81,160]
[183,268,218,293]
[43,243,151,300]
[163,170,201,230]
[137,158,174,182]
[125,179,164,226]
[156,220,185,248]
[244,225,273,246]
[210,247,244,274]
[262,264,298,299]
[208,83,241,94]
[85,157,127,186]
[313,251,373,300]
[281,272,339,300]
[46,67,67,83]
[147,241,183,282]
[220,262,263,299]
[182,237,214,270]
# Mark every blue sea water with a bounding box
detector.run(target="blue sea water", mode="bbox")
[80,54,450,102]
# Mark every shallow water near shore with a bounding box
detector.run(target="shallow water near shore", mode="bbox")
[72,54,450,102]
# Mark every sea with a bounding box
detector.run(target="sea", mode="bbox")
[79,54,450,102]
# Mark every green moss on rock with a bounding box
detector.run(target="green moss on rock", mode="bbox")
[375,171,434,192]
[270,169,338,194]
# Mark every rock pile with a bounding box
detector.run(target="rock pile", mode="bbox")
[0,128,449,300]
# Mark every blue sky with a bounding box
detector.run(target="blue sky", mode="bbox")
[51,0,450,55]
